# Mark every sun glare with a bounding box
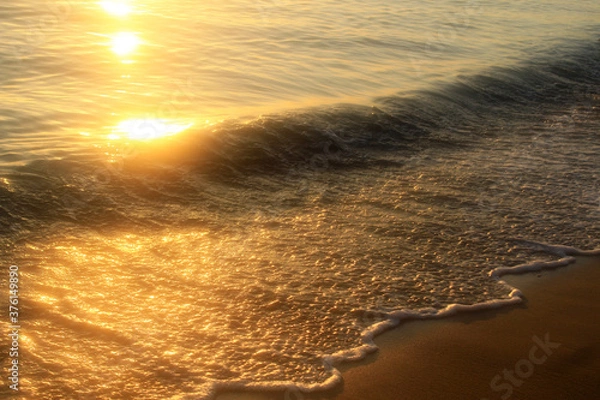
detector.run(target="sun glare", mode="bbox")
[111,119,193,141]
[111,32,140,56]
[100,1,132,17]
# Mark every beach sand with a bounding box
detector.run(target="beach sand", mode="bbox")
[216,256,600,400]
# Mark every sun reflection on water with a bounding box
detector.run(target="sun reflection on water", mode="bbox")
[99,1,132,17]
[109,119,193,141]
[111,32,140,56]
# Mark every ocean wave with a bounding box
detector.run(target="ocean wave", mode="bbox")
[114,39,600,175]
[1,39,598,234]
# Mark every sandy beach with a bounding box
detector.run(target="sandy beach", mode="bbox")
[217,256,600,400]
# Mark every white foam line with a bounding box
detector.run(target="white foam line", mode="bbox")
[206,370,344,399]
[201,243,599,400]
[507,240,600,258]
[490,256,576,279]
[491,242,600,279]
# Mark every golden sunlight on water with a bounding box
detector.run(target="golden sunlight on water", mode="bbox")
[97,3,197,143]
[110,32,140,57]
[99,0,133,17]
[109,118,193,140]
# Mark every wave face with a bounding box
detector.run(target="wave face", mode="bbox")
[1,1,600,399]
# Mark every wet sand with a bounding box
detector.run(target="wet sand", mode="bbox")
[216,256,600,400]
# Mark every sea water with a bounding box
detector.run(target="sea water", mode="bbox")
[0,1,599,398]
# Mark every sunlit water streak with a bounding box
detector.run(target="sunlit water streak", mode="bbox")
[0,0,599,398]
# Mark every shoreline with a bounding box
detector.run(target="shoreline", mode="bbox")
[216,255,600,400]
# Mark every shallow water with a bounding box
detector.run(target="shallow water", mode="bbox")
[0,1,599,398]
